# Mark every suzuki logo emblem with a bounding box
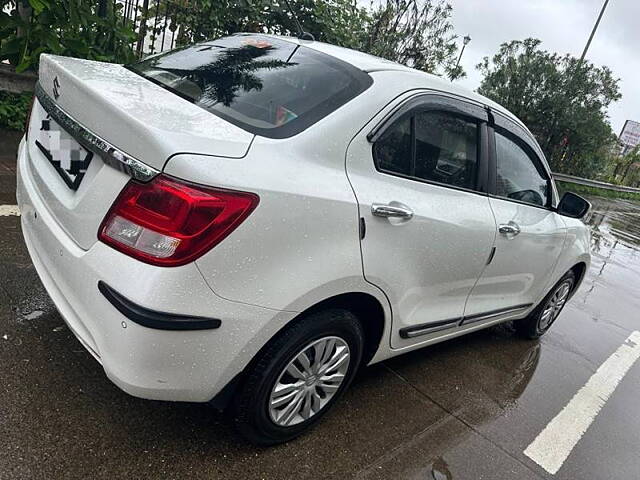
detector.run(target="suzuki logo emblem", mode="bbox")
[53,76,60,100]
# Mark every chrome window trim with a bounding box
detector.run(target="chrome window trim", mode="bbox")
[34,82,159,182]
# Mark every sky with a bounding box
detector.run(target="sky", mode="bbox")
[447,0,638,135]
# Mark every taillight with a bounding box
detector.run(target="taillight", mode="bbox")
[98,175,259,267]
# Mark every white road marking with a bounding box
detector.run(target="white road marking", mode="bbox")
[524,330,640,474]
[0,205,20,216]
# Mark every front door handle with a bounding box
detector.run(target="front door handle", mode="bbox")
[371,203,414,219]
[498,221,521,236]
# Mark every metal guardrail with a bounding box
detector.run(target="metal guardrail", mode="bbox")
[553,172,640,194]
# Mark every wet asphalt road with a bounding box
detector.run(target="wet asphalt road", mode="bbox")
[2,130,640,479]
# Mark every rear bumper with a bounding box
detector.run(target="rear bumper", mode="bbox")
[16,137,295,402]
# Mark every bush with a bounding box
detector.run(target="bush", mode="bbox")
[0,90,32,131]
[0,0,136,72]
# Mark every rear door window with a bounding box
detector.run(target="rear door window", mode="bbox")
[414,111,478,190]
[373,109,481,192]
[129,34,372,138]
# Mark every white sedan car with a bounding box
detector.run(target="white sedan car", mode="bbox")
[16,34,591,445]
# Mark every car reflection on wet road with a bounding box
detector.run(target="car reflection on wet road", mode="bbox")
[1,135,640,480]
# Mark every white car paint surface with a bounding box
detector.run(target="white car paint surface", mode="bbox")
[16,34,590,416]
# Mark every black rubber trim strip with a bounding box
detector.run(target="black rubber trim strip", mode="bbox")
[98,281,221,331]
[461,303,533,325]
[399,303,534,339]
[399,317,461,339]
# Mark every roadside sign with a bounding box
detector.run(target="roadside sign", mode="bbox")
[619,120,640,155]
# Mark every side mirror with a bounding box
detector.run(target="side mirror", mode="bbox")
[557,192,591,219]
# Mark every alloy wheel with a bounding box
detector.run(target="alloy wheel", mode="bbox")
[269,336,351,427]
[538,280,572,331]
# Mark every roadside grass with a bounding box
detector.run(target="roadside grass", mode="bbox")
[556,181,640,202]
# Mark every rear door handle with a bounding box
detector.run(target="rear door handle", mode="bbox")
[498,221,521,236]
[371,203,414,219]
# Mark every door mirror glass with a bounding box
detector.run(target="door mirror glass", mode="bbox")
[557,192,591,219]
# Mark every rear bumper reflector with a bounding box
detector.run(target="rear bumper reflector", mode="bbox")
[98,281,221,331]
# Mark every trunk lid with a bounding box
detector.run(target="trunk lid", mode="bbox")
[38,54,254,165]
[26,54,253,250]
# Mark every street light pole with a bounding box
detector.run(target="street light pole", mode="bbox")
[455,35,471,70]
[451,35,471,81]
[545,0,611,159]
[579,0,610,65]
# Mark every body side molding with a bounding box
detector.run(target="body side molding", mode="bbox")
[399,303,533,339]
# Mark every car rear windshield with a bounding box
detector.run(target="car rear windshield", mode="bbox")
[128,34,373,138]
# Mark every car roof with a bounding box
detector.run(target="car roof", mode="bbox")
[262,34,531,135]
[262,34,416,72]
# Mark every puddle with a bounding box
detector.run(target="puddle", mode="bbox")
[586,197,640,253]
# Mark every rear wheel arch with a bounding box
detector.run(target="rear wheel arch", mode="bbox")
[570,262,587,292]
[299,292,386,366]
[516,269,576,339]
[211,292,387,411]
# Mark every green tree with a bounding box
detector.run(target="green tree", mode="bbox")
[261,0,369,48]
[1,0,465,79]
[362,0,464,79]
[166,0,368,50]
[476,38,621,178]
[168,0,464,79]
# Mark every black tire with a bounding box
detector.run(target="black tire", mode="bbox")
[515,270,576,339]
[232,308,364,445]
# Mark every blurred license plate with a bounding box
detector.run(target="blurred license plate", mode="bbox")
[34,114,93,190]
